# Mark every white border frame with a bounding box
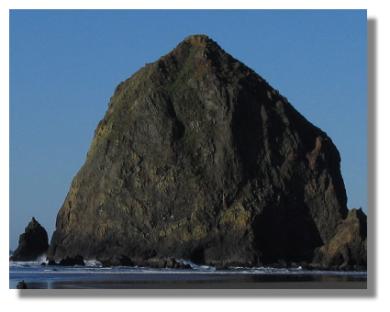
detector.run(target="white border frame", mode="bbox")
[2,1,388,310]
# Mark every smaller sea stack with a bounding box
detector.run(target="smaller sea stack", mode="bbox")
[11,217,49,261]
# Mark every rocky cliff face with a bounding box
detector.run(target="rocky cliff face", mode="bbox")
[48,35,364,268]
[313,208,367,270]
[11,217,49,261]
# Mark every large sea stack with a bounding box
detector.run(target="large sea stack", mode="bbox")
[48,35,366,269]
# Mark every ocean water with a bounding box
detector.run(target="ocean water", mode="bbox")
[9,259,367,289]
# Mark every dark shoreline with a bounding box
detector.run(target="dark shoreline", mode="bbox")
[18,280,367,289]
[10,265,367,289]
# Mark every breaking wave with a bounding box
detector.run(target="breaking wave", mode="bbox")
[9,257,367,277]
[9,254,48,267]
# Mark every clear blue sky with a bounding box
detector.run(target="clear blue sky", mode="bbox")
[10,10,367,249]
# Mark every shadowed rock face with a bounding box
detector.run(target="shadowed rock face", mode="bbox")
[11,217,49,261]
[48,34,359,268]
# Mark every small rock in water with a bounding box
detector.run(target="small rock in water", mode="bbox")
[59,255,85,266]
[16,280,28,289]
[98,255,134,267]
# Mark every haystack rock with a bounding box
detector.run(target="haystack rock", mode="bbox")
[48,35,366,269]
[11,217,49,261]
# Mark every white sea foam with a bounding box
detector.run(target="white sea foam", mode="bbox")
[175,259,216,271]
[36,254,48,264]
[9,257,367,277]
[84,259,103,267]
[9,254,48,267]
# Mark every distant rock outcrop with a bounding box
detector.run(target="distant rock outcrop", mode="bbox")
[11,217,49,261]
[59,255,85,266]
[47,34,366,269]
[16,280,28,289]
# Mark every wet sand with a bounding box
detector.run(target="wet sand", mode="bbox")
[12,272,367,289]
